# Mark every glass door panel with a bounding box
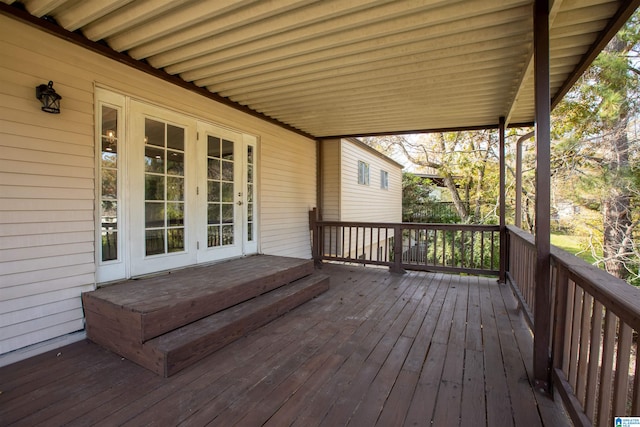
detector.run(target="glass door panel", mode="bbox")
[197,123,243,262]
[144,118,186,256]
[207,135,236,248]
[96,88,127,283]
[243,134,258,254]
[130,101,196,277]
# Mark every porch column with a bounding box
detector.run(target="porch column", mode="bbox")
[499,116,506,283]
[533,0,552,390]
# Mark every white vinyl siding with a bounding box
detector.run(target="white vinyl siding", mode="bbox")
[319,138,401,260]
[340,140,402,223]
[320,139,341,221]
[0,15,316,360]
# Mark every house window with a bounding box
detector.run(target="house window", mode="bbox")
[358,161,370,185]
[381,170,389,190]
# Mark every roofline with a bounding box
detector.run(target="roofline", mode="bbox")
[0,3,316,141]
[343,137,404,169]
[551,0,640,110]
[319,122,534,139]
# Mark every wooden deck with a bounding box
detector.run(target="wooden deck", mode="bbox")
[0,263,570,426]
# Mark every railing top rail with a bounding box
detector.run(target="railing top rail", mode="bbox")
[316,221,500,231]
[506,225,537,249]
[506,225,640,332]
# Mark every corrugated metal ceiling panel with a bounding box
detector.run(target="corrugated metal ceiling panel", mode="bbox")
[3,0,636,137]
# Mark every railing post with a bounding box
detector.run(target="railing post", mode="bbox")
[390,224,405,274]
[309,208,322,268]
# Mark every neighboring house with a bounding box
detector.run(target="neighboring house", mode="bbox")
[320,138,402,261]
[0,16,320,364]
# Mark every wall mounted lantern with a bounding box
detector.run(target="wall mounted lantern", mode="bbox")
[35,81,62,114]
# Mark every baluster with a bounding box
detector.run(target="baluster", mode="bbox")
[597,310,617,425]
[612,323,633,416]
[585,300,603,419]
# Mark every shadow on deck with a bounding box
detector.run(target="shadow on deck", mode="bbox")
[0,262,570,426]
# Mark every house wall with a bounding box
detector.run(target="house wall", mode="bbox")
[320,139,341,221]
[319,138,402,259]
[0,15,316,362]
[339,139,402,223]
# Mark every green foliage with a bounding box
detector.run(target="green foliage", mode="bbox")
[402,172,436,222]
[549,9,640,284]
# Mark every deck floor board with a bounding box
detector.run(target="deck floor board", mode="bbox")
[0,263,569,426]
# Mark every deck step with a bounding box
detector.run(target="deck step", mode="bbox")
[147,273,330,376]
[82,256,330,376]
[83,255,315,343]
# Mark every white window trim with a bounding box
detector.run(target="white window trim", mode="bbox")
[380,170,389,190]
[358,160,370,186]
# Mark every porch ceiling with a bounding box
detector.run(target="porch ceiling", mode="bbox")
[2,0,637,138]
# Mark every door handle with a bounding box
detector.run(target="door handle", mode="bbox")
[237,201,243,206]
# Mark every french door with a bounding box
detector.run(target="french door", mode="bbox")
[96,93,258,281]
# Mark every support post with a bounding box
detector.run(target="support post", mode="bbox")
[533,0,552,392]
[499,116,507,284]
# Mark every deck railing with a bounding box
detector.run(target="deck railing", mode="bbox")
[309,209,500,275]
[310,210,640,424]
[506,225,640,426]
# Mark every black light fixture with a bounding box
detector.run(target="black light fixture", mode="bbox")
[35,81,62,114]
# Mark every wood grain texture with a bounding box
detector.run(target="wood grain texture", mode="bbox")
[1,264,570,426]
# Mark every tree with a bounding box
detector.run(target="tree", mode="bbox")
[551,10,640,283]
[401,172,435,222]
[362,130,502,224]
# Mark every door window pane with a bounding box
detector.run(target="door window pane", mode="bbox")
[221,160,234,181]
[246,145,255,242]
[167,228,184,252]
[222,204,234,224]
[208,158,220,180]
[101,169,117,199]
[221,139,234,160]
[208,226,220,247]
[145,147,164,172]
[145,229,164,256]
[167,151,184,176]
[208,182,220,202]
[144,119,186,256]
[145,202,164,228]
[167,177,184,201]
[100,105,120,262]
[221,182,234,202]
[145,119,165,147]
[208,203,221,224]
[167,125,184,150]
[167,203,184,226]
[145,175,165,200]
[207,134,235,247]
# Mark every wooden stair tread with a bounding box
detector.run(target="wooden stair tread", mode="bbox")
[148,273,330,376]
[85,255,313,311]
[150,273,330,352]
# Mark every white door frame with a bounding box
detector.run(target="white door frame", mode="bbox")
[95,88,260,282]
